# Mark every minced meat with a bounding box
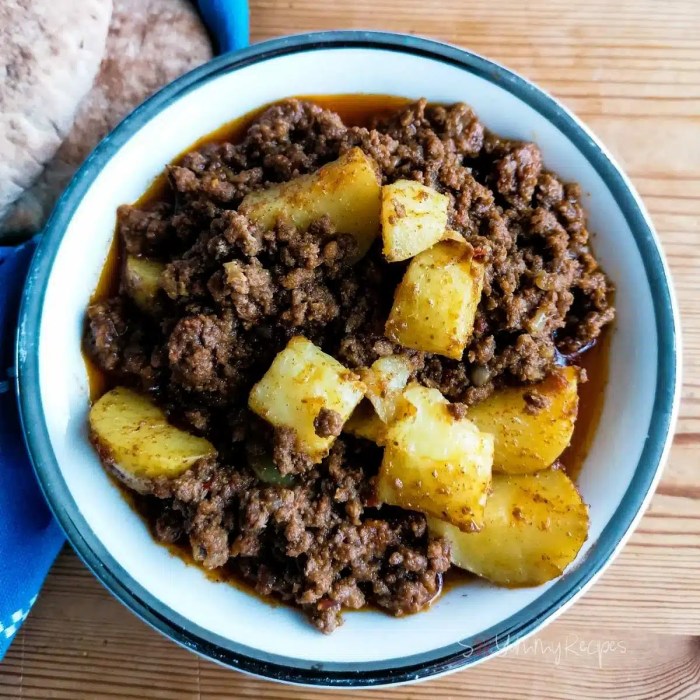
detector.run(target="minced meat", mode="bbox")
[84,98,614,632]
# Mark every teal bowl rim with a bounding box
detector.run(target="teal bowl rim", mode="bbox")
[16,31,680,687]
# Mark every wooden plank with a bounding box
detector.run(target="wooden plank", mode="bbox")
[0,547,698,699]
[1,0,698,697]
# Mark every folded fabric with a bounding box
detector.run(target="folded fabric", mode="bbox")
[0,239,65,659]
[0,1,249,662]
[196,0,250,53]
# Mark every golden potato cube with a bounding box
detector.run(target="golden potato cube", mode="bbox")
[377,383,493,531]
[239,147,381,260]
[381,180,449,262]
[89,387,215,491]
[428,468,589,586]
[359,354,414,423]
[345,355,414,444]
[122,256,165,313]
[385,241,484,360]
[248,336,365,462]
[467,366,579,474]
[442,229,465,243]
[344,401,388,444]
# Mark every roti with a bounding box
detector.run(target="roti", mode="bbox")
[1,0,213,236]
[0,0,112,221]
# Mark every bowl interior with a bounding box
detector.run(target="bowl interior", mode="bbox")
[23,37,673,680]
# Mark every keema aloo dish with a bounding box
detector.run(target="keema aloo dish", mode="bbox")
[84,97,615,633]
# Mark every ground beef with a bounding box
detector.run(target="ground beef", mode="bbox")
[272,426,313,476]
[314,408,344,438]
[523,390,552,414]
[85,298,161,391]
[84,98,614,632]
[446,402,469,420]
[117,202,174,256]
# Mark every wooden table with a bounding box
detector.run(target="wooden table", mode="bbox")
[1,0,699,697]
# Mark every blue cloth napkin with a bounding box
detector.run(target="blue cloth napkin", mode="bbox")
[0,240,64,659]
[0,1,248,661]
[197,0,250,53]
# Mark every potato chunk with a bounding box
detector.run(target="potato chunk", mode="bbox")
[359,355,414,423]
[345,355,414,445]
[239,148,381,259]
[89,387,215,491]
[377,383,493,531]
[344,401,387,444]
[248,336,365,462]
[385,241,484,360]
[428,469,589,586]
[381,180,449,262]
[467,366,579,474]
[122,256,165,313]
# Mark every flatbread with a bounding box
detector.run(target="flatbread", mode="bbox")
[0,0,112,220]
[1,0,213,236]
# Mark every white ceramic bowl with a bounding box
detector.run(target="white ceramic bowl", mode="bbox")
[17,32,680,687]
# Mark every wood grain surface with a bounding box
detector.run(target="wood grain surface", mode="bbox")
[2,0,699,697]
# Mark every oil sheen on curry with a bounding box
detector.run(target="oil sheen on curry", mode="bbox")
[83,94,614,633]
